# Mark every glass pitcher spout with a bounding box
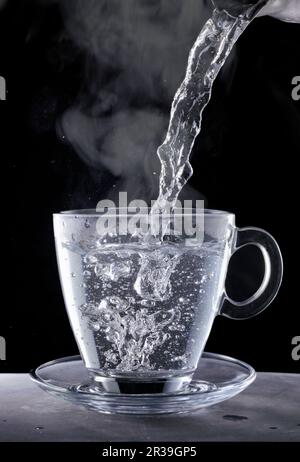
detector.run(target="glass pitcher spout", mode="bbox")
[211,0,300,23]
[257,0,300,23]
[211,0,269,19]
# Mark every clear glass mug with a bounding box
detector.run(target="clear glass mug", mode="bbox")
[53,209,283,393]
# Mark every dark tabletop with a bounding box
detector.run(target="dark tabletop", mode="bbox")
[0,372,299,442]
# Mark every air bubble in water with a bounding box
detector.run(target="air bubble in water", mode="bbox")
[98,299,109,311]
[134,249,180,301]
[94,262,108,277]
[91,322,100,332]
[109,296,129,311]
[84,252,98,264]
[92,254,132,282]
[140,299,156,307]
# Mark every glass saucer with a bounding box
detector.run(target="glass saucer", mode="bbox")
[30,352,255,415]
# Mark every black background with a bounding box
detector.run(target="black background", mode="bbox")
[0,0,299,374]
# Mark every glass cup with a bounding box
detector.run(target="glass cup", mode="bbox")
[53,209,283,394]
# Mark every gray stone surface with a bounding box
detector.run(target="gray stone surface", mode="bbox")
[0,372,299,442]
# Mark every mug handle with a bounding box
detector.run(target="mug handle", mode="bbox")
[220,227,283,319]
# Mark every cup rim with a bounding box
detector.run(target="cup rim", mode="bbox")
[53,208,235,218]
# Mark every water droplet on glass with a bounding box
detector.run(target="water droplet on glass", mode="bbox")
[84,219,90,229]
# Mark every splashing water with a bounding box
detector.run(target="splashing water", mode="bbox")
[134,7,256,329]
[61,239,223,373]
[152,8,255,220]
[58,5,263,378]
[81,293,181,371]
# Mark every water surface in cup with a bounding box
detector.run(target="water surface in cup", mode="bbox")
[58,237,227,380]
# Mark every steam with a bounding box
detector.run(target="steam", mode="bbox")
[55,0,209,204]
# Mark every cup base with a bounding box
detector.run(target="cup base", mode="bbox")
[88,371,193,394]
[30,353,256,414]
